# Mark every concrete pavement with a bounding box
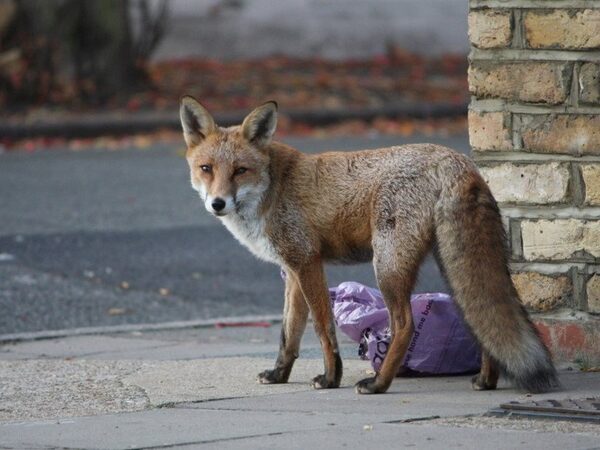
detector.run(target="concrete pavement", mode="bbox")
[1,325,600,449]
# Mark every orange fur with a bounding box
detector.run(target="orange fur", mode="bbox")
[180,98,558,394]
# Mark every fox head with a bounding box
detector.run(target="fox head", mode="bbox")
[179,97,277,217]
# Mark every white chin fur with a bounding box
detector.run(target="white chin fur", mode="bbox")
[216,183,279,263]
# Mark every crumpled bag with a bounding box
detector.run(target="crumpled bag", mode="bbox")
[329,281,481,375]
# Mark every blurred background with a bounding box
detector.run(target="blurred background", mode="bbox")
[0,0,469,335]
[0,0,468,150]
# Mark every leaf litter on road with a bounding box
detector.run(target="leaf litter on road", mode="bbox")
[3,51,468,152]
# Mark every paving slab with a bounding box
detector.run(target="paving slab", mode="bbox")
[1,399,599,450]
[0,408,398,450]
[0,355,369,422]
[177,369,600,419]
[1,326,600,449]
[2,351,597,425]
[210,421,600,450]
[177,377,516,418]
[0,335,177,360]
[0,359,148,422]
[121,357,370,407]
[0,333,285,361]
[0,325,354,361]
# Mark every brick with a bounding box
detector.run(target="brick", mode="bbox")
[579,63,600,105]
[534,319,600,362]
[521,219,600,261]
[524,9,600,50]
[581,164,600,205]
[520,114,600,156]
[468,110,512,151]
[468,62,571,104]
[468,10,512,49]
[479,162,570,205]
[587,274,600,313]
[513,272,571,312]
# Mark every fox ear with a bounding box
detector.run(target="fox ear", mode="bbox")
[241,101,278,147]
[180,96,216,147]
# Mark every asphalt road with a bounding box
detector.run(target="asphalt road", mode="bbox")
[0,134,469,335]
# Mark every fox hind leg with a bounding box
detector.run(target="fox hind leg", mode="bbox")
[258,273,309,384]
[471,351,499,391]
[356,226,429,394]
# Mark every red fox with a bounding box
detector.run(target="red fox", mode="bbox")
[180,96,558,394]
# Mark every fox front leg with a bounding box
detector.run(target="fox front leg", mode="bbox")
[294,262,342,389]
[257,273,308,384]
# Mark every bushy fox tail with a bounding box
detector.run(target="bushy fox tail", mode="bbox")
[435,174,558,393]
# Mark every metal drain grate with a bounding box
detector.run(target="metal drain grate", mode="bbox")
[488,398,600,423]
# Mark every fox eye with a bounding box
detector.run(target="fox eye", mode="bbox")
[234,167,248,176]
[199,164,212,173]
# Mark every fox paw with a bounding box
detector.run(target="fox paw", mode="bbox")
[471,374,497,391]
[311,374,339,389]
[355,377,386,394]
[257,368,286,384]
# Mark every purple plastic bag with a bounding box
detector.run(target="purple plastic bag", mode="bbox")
[329,282,481,375]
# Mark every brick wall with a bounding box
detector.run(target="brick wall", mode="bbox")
[468,0,600,316]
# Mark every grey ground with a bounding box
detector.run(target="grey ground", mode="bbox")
[2,134,600,448]
[0,135,465,336]
[1,326,599,449]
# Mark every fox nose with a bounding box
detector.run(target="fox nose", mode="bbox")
[211,198,226,212]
